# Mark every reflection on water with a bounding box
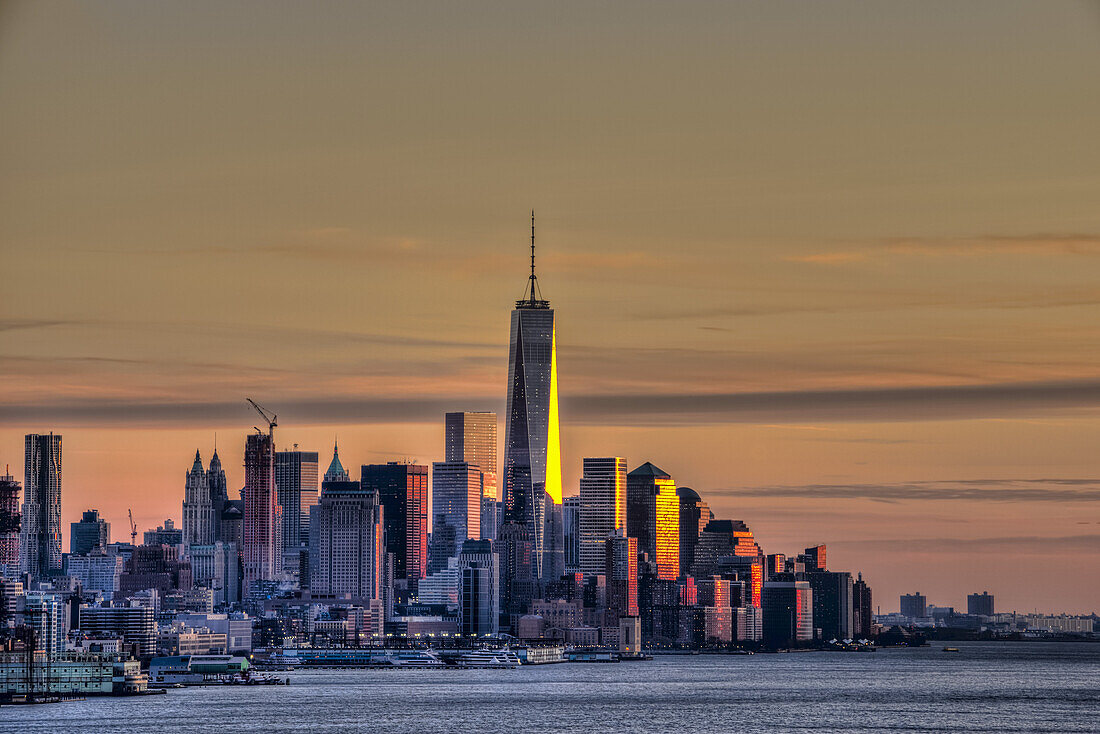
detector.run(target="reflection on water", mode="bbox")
[2,642,1097,733]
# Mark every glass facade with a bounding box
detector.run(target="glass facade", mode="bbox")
[21,433,62,579]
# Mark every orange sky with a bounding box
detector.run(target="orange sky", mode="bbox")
[1,1,1099,613]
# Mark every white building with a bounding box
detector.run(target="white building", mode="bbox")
[65,553,124,599]
[578,457,627,575]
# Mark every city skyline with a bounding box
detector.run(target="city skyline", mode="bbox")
[2,2,1100,614]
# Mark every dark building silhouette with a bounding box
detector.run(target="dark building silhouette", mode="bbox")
[900,592,927,618]
[967,591,994,616]
[676,487,710,580]
[806,570,854,640]
[853,573,873,638]
[762,580,813,648]
[70,509,110,556]
[361,462,428,585]
[20,433,63,579]
[0,468,19,568]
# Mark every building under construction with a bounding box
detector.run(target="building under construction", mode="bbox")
[0,467,20,570]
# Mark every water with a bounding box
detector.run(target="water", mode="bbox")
[2,642,1097,733]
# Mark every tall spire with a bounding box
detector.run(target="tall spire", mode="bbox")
[519,210,548,308]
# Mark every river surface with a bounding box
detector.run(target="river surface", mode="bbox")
[1,642,1097,733]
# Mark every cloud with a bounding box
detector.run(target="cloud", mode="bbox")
[6,378,1100,428]
[829,534,1100,554]
[785,233,1100,266]
[0,319,84,332]
[783,252,867,265]
[711,478,1100,503]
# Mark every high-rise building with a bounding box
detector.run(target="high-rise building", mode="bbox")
[311,479,384,600]
[900,592,927,619]
[853,572,873,638]
[445,412,498,501]
[762,580,813,648]
[605,532,639,619]
[70,509,110,556]
[323,441,350,483]
[562,496,581,572]
[243,431,278,592]
[578,457,627,576]
[361,463,428,585]
[22,593,63,657]
[626,462,680,581]
[503,217,562,582]
[800,544,827,572]
[0,468,19,570]
[182,451,215,548]
[143,519,182,547]
[676,487,710,579]
[78,605,156,659]
[20,433,62,579]
[429,462,482,573]
[967,591,994,616]
[275,448,319,574]
[806,571,854,641]
[458,539,499,636]
[207,449,229,542]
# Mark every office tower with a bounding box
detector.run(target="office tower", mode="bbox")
[503,216,562,583]
[853,573,873,638]
[605,532,638,619]
[692,519,763,578]
[323,441,350,483]
[676,486,710,577]
[967,591,994,616]
[459,539,499,636]
[578,457,627,575]
[481,496,500,541]
[0,468,19,568]
[119,544,193,596]
[312,479,384,600]
[806,570,854,641]
[64,553,124,598]
[562,496,581,572]
[275,448,319,574]
[626,462,680,580]
[20,433,62,579]
[801,544,827,572]
[900,592,927,618]
[445,412,498,500]
[143,519,183,546]
[78,605,157,659]
[22,593,63,657]
[182,451,215,548]
[762,580,813,648]
[243,431,278,591]
[361,463,428,585]
[207,448,228,542]
[70,509,111,556]
[429,462,482,573]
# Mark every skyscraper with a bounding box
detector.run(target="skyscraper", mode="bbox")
[207,448,229,542]
[806,570,854,641]
[445,412,498,500]
[70,509,110,556]
[578,457,627,575]
[243,431,278,591]
[458,539,499,636]
[0,468,21,569]
[502,214,562,582]
[20,433,62,579]
[429,462,482,573]
[361,463,428,586]
[626,462,680,581]
[312,479,384,600]
[182,450,215,547]
[676,487,710,577]
[853,573,873,638]
[762,580,814,648]
[562,495,581,572]
[275,448,319,574]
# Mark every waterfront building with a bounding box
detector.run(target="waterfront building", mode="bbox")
[78,605,156,659]
[143,519,183,547]
[676,487,710,579]
[734,605,763,641]
[579,457,627,576]
[762,580,813,648]
[70,509,111,556]
[243,431,278,592]
[429,461,482,572]
[968,591,995,616]
[182,451,214,547]
[502,219,563,583]
[459,539,499,636]
[445,411,498,500]
[0,468,19,570]
[311,480,384,600]
[275,448,319,576]
[900,592,927,618]
[20,433,63,579]
[22,592,63,656]
[853,573,873,638]
[806,571,854,641]
[174,612,252,653]
[626,462,679,581]
[362,463,428,585]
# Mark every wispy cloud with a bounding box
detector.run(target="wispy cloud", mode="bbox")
[785,233,1100,266]
[829,534,1100,554]
[711,478,1100,503]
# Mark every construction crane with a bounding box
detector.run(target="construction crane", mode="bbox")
[128,509,137,544]
[246,398,277,438]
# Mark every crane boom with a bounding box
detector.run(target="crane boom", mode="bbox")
[128,509,137,544]
[246,398,277,438]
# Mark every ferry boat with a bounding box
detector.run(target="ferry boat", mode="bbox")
[277,648,444,667]
[453,648,521,668]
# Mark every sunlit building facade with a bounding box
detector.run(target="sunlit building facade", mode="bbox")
[429,461,482,572]
[676,487,710,578]
[445,412,498,501]
[21,433,62,579]
[362,463,428,585]
[626,462,679,581]
[579,457,627,575]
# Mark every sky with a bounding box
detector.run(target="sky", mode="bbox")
[2,1,1099,613]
